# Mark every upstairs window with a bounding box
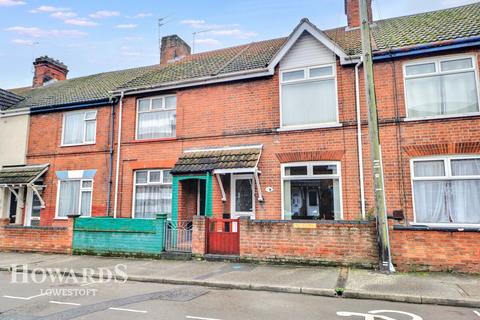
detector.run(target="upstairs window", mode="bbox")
[62,110,97,145]
[280,64,338,128]
[405,56,479,118]
[136,95,176,140]
[412,156,480,225]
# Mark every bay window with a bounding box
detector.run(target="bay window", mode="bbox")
[134,169,172,219]
[56,179,93,218]
[404,56,479,118]
[62,110,97,145]
[136,95,176,139]
[282,162,342,220]
[280,65,338,128]
[412,156,480,225]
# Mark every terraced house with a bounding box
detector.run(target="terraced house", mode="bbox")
[0,1,479,272]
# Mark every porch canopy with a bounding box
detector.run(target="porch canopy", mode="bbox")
[0,164,49,207]
[170,145,263,220]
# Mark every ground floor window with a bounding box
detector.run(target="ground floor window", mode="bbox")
[134,169,172,219]
[412,156,480,224]
[282,162,341,220]
[56,179,93,218]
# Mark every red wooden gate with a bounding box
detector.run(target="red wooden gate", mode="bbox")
[206,218,240,255]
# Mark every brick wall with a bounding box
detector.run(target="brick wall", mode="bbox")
[391,228,480,273]
[0,217,73,254]
[192,215,206,255]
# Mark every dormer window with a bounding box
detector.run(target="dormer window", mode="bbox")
[280,64,339,129]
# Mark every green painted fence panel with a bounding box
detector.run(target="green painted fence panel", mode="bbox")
[73,214,167,256]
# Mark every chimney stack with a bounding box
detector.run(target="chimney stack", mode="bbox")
[32,56,68,87]
[160,35,191,66]
[345,0,372,29]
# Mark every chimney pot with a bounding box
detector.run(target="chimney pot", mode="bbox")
[160,35,191,66]
[32,56,68,88]
[345,0,372,29]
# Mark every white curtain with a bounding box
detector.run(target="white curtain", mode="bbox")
[85,121,95,142]
[406,76,442,117]
[138,110,176,139]
[443,72,479,115]
[414,181,449,223]
[282,79,337,126]
[80,191,92,216]
[449,159,480,223]
[58,180,80,217]
[64,113,85,144]
[135,185,172,219]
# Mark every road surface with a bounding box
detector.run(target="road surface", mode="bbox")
[0,272,478,320]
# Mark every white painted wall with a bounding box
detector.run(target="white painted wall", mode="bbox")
[0,113,29,219]
[279,31,335,70]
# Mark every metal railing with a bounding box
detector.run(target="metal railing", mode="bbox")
[165,220,193,252]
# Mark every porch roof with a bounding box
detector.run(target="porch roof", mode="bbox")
[171,146,262,174]
[0,164,49,186]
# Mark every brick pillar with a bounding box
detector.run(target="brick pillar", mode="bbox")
[66,214,79,254]
[192,215,206,256]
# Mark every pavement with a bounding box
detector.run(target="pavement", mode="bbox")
[0,252,479,309]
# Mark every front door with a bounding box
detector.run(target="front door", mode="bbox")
[8,190,17,223]
[231,174,255,219]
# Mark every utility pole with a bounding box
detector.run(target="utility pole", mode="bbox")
[358,0,394,272]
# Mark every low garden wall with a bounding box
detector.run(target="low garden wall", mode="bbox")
[390,226,480,273]
[0,218,73,254]
[239,219,378,267]
[72,214,167,256]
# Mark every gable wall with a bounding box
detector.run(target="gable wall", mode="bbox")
[279,31,336,70]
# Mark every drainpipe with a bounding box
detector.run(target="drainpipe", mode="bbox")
[113,91,124,219]
[355,58,367,220]
[106,98,116,216]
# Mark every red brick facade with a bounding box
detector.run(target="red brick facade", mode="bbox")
[23,46,480,270]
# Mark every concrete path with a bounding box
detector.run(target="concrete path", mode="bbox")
[0,252,479,308]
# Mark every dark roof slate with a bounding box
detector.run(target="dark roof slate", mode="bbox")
[325,3,480,55]
[171,147,262,174]
[0,89,24,110]
[0,164,49,185]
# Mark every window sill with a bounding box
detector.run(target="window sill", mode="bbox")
[131,137,177,144]
[277,123,342,132]
[60,142,96,148]
[395,223,480,232]
[403,112,480,122]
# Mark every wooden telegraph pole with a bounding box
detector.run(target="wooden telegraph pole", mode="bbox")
[358,0,394,272]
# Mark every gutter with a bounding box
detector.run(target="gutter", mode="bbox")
[30,99,111,115]
[111,68,273,97]
[373,36,480,61]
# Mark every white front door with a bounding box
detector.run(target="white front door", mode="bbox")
[24,189,41,226]
[231,174,255,219]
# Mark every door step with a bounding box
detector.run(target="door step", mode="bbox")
[204,254,241,262]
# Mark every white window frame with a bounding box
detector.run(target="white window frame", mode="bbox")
[280,161,343,220]
[403,54,480,121]
[61,109,97,146]
[132,169,172,219]
[230,174,256,219]
[135,95,177,140]
[410,155,480,227]
[55,178,93,219]
[279,63,340,130]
